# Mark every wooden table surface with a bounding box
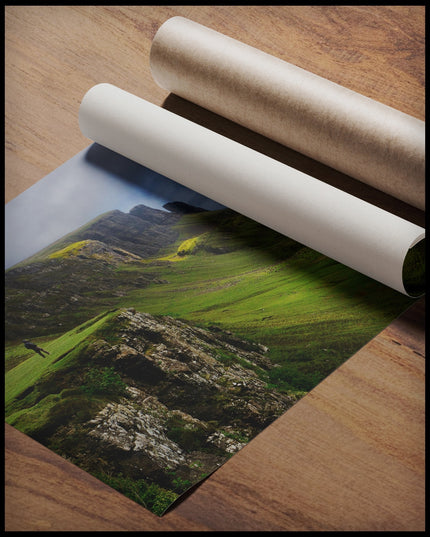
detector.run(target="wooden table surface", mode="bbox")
[4,6,425,531]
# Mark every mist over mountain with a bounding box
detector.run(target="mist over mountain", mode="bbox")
[5,203,188,339]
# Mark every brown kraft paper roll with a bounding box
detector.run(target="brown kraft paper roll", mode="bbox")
[150,17,425,210]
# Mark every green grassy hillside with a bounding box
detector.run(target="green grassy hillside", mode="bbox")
[5,310,118,414]
[4,204,415,516]
[6,207,413,393]
[106,209,413,391]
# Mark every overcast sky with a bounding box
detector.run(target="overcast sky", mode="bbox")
[5,144,224,269]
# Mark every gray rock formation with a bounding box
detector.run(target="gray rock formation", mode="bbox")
[80,308,297,484]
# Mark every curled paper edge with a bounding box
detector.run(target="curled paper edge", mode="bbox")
[79,83,425,297]
[150,16,425,211]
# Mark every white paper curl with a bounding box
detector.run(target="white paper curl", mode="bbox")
[79,83,424,296]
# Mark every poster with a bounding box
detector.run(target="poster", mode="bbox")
[5,143,415,515]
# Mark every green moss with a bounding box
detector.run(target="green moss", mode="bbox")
[93,472,178,516]
[212,348,266,380]
[48,240,91,259]
[165,415,212,452]
[6,393,61,436]
[213,348,237,367]
[81,367,127,397]
[176,235,200,256]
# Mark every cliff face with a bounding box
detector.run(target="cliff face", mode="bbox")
[53,308,295,490]
[8,307,296,511]
[4,204,182,340]
[90,308,293,425]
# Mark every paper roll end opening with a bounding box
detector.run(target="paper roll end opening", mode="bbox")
[403,238,426,297]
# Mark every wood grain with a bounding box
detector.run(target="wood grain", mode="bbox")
[175,302,425,531]
[4,422,210,531]
[5,5,425,531]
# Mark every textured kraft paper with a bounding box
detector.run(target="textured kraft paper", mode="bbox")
[150,16,425,211]
[79,83,424,296]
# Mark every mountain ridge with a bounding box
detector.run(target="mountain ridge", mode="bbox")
[8,203,193,268]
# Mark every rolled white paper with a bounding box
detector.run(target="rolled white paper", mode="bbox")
[150,17,425,210]
[79,83,424,296]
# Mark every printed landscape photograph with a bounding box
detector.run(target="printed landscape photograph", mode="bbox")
[5,144,415,516]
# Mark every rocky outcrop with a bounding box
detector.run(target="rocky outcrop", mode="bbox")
[81,308,296,486]
[87,387,189,467]
[88,308,294,426]
[73,206,181,259]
